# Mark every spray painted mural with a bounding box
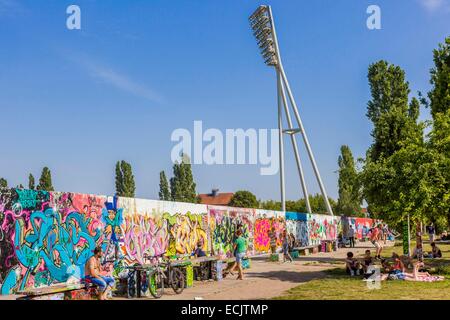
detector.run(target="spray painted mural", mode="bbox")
[341,217,380,240]
[285,212,309,247]
[0,189,107,294]
[285,212,341,247]
[208,206,255,257]
[253,210,285,253]
[0,189,209,295]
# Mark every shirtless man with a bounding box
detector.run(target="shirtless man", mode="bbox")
[85,246,115,300]
[369,225,383,259]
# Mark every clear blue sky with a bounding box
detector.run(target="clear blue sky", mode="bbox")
[0,0,449,201]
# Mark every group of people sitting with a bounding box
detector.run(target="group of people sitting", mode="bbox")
[345,245,445,282]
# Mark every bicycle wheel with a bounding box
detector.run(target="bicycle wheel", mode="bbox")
[149,271,164,299]
[170,268,185,294]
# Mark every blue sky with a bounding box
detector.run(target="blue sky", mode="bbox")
[0,0,449,201]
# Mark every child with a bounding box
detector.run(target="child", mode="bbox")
[345,252,362,276]
[362,250,374,274]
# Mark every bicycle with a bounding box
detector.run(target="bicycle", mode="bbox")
[143,253,166,299]
[160,257,186,295]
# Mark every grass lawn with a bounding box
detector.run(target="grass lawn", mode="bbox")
[274,242,450,300]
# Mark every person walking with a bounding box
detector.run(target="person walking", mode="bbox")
[348,225,355,248]
[223,230,247,280]
[282,230,293,262]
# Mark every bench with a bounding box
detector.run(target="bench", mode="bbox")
[291,245,318,256]
[16,282,96,300]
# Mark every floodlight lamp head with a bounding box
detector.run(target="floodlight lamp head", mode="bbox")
[249,5,278,67]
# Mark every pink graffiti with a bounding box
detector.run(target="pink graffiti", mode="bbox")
[122,214,168,264]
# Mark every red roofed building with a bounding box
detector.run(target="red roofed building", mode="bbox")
[198,189,234,206]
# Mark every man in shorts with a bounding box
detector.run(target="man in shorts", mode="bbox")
[370,225,383,259]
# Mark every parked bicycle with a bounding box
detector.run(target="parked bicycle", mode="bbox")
[143,253,186,298]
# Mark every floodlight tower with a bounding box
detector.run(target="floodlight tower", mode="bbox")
[249,5,334,216]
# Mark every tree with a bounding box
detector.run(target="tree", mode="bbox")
[337,145,362,216]
[425,37,450,228]
[362,61,425,226]
[115,160,135,198]
[259,194,337,214]
[0,178,7,189]
[228,191,258,209]
[169,154,198,203]
[37,167,54,191]
[428,37,450,119]
[28,174,35,190]
[158,171,171,201]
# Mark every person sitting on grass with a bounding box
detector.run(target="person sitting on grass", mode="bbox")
[362,250,374,274]
[383,253,406,280]
[430,242,442,258]
[345,252,362,276]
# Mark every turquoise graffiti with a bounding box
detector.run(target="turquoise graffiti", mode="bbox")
[1,207,101,294]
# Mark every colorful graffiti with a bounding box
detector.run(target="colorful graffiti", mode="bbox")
[166,212,208,257]
[342,217,379,240]
[208,206,255,257]
[0,190,105,294]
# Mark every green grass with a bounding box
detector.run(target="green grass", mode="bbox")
[274,242,450,300]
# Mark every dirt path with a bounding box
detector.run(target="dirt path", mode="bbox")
[118,242,393,300]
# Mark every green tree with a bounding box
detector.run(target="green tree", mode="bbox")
[159,171,171,201]
[425,37,450,228]
[428,37,450,119]
[228,191,258,209]
[115,160,135,198]
[260,194,337,214]
[362,61,425,226]
[169,154,197,203]
[337,145,362,216]
[28,174,35,190]
[37,167,54,191]
[0,178,8,189]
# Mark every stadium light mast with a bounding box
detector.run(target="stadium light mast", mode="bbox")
[249,5,334,216]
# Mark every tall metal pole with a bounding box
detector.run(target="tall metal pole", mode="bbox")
[268,6,333,216]
[277,70,286,211]
[278,77,312,213]
[279,69,334,216]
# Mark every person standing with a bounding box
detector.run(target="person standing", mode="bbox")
[268,226,277,254]
[427,223,435,243]
[348,225,355,248]
[369,225,383,259]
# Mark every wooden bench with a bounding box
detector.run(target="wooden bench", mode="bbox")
[16,282,95,300]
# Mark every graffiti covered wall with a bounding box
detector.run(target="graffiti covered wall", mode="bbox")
[0,189,209,295]
[0,189,107,294]
[285,212,341,247]
[341,217,379,240]
[253,209,285,253]
[208,205,256,257]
